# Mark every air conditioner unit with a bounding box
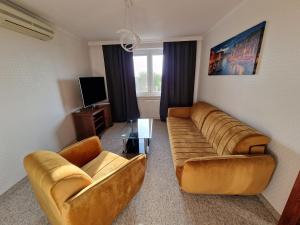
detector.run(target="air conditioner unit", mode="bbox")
[0,0,54,41]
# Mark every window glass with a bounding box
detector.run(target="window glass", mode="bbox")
[152,55,163,92]
[133,56,148,93]
[133,49,163,96]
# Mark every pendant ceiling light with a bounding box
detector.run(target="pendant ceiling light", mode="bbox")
[117,0,141,52]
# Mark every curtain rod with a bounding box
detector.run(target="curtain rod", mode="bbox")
[88,35,203,46]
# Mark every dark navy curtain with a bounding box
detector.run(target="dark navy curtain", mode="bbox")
[102,45,140,122]
[160,41,197,121]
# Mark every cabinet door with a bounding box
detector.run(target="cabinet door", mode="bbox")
[73,114,94,141]
[103,105,113,127]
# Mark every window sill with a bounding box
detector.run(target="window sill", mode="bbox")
[137,95,161,100]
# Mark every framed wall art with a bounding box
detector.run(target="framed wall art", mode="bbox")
[208,21,266,75]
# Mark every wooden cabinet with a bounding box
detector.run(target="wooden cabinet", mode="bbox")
[72,103,113,141]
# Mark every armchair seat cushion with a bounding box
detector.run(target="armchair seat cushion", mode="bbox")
[81,151,128,181]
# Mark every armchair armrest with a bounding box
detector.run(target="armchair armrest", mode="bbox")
[179,154,275,195]
[59,136,103,167]
[63,154,146,225]
[24,151,93,218]
[168,107,191,118]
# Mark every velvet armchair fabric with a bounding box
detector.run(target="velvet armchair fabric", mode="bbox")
[24,136,146,225]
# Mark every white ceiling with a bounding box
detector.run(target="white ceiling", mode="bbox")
[14,0,242,41]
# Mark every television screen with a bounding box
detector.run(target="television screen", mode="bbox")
[79,77,107,107]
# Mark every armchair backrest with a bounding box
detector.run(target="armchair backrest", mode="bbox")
[24,151,92,225]
[59,137,102,167]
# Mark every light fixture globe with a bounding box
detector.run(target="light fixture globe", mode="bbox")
[118,0,141,52]
[117,29,141,52]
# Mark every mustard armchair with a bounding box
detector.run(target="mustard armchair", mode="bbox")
[24,136,146,225]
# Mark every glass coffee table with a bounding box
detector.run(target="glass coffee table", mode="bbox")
[113,118,153,155]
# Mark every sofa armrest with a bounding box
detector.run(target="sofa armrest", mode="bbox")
[179,154,275,195]
[168,107,191,118]
[59,136,103,167]
[62,154,146,225]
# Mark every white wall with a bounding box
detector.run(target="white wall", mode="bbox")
[0,27,91,195]
[89,45,106,76]
[198,0,300,213]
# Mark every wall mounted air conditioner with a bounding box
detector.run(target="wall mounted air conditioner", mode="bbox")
[0,0,54,41]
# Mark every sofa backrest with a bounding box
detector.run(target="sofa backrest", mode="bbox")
[192,102,270,155]
[190,102,218,130]
[24,151,92,225]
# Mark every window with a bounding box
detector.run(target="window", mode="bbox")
[133,55,148,93]
[133,49,163,96]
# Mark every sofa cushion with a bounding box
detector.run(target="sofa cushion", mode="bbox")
[168,123,217,168]
[167,117,195,128]
[202,111,270,155]
[167,120,205,142]
[167,117,200,136]
[173,151,218,168]
[81,151,128,181]
[171,144,217,167]
[190,102,219,130]
[172,142,212,149]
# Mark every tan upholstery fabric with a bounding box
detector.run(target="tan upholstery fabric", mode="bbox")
[190,101,219,130]
[167,116,217,174]
[24,136,146,225]
[24,151,93,225]
[82,151,128,181]
[202,111,270,155]
[64,155,146,225]
[59,137,102,167]
[168,107,191,118]
[181,155,275,195]
[167,101,275,195]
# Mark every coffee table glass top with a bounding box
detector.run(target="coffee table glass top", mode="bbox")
[114,118,153,140]
[111,118,153,155]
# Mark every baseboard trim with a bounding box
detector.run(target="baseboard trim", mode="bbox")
[258,194,281,221]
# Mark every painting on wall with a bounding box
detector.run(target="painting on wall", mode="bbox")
[208,21,266,75]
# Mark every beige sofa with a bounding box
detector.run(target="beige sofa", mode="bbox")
[167,101,275,195]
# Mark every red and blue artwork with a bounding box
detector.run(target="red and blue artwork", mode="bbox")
[208,21,266,75]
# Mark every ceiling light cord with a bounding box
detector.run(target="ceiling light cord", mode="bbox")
[117,0,141,52]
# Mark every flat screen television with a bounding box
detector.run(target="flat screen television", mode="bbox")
[79,77,107,108]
